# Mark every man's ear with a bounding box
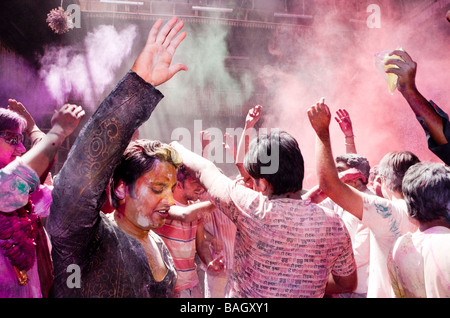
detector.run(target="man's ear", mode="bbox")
[113,180,126,200]
[259,178,273,196]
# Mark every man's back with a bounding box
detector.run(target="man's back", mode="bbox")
[388,226,450,298]
[211,180,356,298]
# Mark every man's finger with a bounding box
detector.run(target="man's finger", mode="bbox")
[389,50,412,63]
[167,30,187,56]
[384,66,403,75]
[163,20,185,48]
[145,18,162,47]
[156,16,178,45]
[167,63,188,80]
[384,58,407,69]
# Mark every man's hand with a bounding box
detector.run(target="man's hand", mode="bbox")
[200,130,211,157]
[384,50,417,94]
[223,132,237,161]
[335,109,353,137]
[132,17,188,86]
[207,255,225,275]
[210,237,224,254]
[50,104,85,138]
[7,99,40,134]
[245,105,263,128]
[307,98,331,138]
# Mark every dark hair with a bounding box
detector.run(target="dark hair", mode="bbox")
[176,164,196,184]
[244,130,304,195]
[110,139,182,208]
[378,151,420,193]
[369,165,379,183]
[402,162,450,225]
[0,108,27,131]
[335,153,371,185]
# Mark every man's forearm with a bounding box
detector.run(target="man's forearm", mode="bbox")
[21,129,66,178]
[315,130,364,220]
[401,88,447,145]
[316,130,339,194]
[173,143,222,190]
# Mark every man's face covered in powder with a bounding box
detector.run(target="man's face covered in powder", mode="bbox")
[123,160,177,230]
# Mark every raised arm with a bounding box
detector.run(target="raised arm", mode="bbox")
[385,50,447,146]
[7,99,46,145]
[307,98,364,220]
[222,132,237,162]
[171,141,225,192]
[335,108,357,154]
[131,16,187,86]
[20,104,84,177]
[235,105,262,179]
[168,200,215,223]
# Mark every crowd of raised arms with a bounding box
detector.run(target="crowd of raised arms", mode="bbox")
[0,17,449,299]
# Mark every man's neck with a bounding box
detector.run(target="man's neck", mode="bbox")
[270,190,303,200]
[173,191,188,205]
[419,219,450,232]
[390,191,404,201]
[114,210,149,240]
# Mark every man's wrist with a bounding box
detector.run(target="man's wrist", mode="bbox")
[47,126,67,142]
[399,84,419,97]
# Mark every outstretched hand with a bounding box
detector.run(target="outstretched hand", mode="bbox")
[132,17,188,86]
[207,255,225,275]
[384,50,417,93]
[50,104,85,138]
[307,98,331,137]
[335,109,353,137]
[245,105,263,128]
[7,99,39,134]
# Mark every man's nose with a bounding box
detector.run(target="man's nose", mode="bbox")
[162,190,175,206]
[15,142,26,155]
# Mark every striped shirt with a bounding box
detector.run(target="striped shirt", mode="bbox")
[153,200,201,292]
[208,177,356,298]
[203,206,237,271]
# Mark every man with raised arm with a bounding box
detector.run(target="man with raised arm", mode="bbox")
[0,102,84,297]
[171,129,357,298]
[385,50,449,165]
[47,17,188,297]
[308,98,419,298]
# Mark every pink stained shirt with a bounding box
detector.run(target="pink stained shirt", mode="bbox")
[388,226,450,298]
[207,177,356,298]
[0,158,42,298]
[361,194,419,298]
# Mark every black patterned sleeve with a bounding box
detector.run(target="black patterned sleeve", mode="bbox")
[47,71,163,259]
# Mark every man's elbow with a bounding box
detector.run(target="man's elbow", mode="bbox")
[318,174,340,197]
[337,271,358,293]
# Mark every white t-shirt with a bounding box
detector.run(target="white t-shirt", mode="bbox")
[361,193,419,298]
[321,193,371,294]
[388,226,450,297]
